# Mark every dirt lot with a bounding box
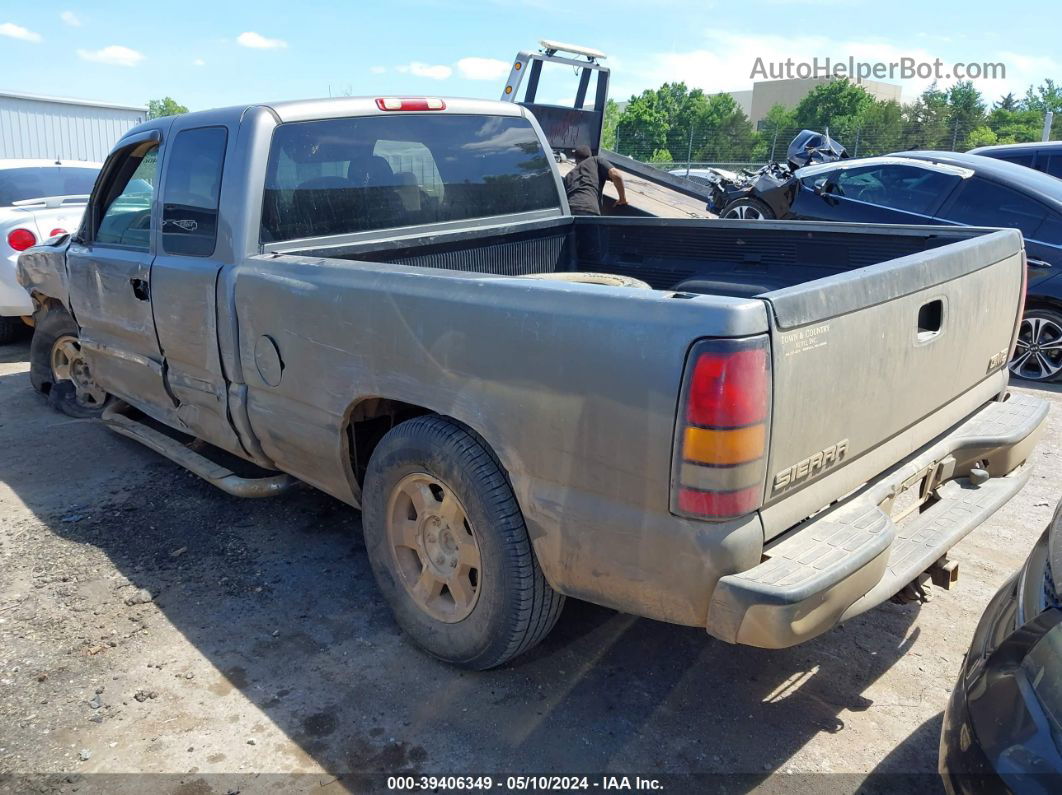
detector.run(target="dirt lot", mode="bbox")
[1,334,1059,793]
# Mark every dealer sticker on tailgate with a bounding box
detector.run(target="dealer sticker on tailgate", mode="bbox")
[777,322,830,357]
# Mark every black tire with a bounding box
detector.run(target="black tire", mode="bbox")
[0,316,26,344]
[1010,307,1062,383]
[362,415,564,669]
[29,306,109,418]
[720,197,775,220]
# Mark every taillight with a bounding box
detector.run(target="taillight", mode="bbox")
[375,97,446,111]
[671,336,771,521]
[7,228,37,251]
[49,228,67,238]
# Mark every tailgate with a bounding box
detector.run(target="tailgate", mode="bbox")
[759,229,1024,538]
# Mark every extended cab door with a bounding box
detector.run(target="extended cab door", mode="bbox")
[67,131,175,418]
[149,123,244,455]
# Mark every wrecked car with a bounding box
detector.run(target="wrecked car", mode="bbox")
[707,129,848,219]
[17,96,1046,669]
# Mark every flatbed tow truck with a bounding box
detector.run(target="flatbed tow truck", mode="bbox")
[499,40,714,219]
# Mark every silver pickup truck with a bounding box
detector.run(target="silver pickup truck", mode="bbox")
[17,96,1048,669]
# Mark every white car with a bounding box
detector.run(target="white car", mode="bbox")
[1,159,101,342]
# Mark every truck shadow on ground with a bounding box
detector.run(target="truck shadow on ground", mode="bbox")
[0,353,937,786]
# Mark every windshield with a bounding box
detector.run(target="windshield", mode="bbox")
[0,166,100,206]
[261,114,561,243]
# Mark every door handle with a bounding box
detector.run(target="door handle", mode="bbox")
[1026,258,1052,269]
[130,278,150,301]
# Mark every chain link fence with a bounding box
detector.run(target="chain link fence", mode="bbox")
[612,114,1058,173]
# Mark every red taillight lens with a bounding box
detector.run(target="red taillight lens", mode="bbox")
[7,228,37,251]
[375,97,446,111]
[678,486,762,517]
[49,228,67,238]
[686,348,768,427]
[672,337,771,521]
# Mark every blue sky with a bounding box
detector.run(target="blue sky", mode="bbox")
[0,0,1058,111]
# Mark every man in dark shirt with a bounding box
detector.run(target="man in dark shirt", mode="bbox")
[563,145,628,215]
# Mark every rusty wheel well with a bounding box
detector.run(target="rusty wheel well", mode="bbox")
[347,398,433,486]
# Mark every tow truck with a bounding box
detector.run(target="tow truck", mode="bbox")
[499,40,715,218]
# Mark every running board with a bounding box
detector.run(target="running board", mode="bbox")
[101,403,296,498]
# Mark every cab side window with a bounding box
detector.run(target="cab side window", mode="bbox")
[96,144,158,249]
[162,127,228,257]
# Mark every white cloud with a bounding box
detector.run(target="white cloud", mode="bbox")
[0,22,42,43]
[456,57,510,81]
[369,65,386,74]
[60,11,81,27]
[396,62,453,80]
[76,45,144,67]
[236,31,287,50]
[617,31,1059,107]
[193,58,206,67]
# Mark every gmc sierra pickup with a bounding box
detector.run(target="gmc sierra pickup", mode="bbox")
[17,96,1047,669]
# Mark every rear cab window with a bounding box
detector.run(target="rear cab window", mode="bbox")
[261,114,561,243]
[162,126,228,257]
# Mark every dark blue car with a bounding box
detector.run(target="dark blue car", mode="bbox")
[721,151,1062,382]
[939,500,1062,792]
[969,140,1062,179]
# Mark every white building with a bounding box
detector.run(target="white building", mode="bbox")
[0,90,147,162]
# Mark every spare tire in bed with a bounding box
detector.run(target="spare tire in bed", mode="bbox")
[519,272,651,289]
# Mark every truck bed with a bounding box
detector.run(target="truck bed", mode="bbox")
[286,216,971,299]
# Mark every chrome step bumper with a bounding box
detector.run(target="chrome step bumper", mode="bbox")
[707,392,1048,648]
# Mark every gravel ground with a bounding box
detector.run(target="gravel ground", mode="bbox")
[0,334,1059,794]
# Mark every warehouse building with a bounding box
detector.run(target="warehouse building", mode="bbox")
[720,77,902,126]
[0,90,147,162]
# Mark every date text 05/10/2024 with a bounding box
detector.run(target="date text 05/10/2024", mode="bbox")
[386,775,665,791]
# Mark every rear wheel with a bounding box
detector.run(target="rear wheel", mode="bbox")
[720,197,775,220]
[362,415,564,669]
[29,307,109,417]
[1010,308,1062,382]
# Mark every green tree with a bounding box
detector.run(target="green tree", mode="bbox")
[986,107,1045,144]
[689,93,757,162]
[649,147,674,163]
[614,89,669,159]
[752,103,798,160]
[945,81,987,149]
[614,82,759,163]
[601,98,620,150]
[854,99,904,155]
[994,92,1019,111]
[147,97,188,119]
[1023,79,1062,113]
[901,82,951,149]
[792,79,874,138]
[967,126,999,148]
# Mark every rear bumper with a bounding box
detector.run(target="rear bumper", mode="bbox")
[1,250,33,316]
[706,391,1048,648]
